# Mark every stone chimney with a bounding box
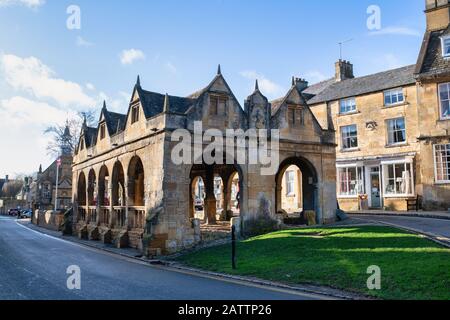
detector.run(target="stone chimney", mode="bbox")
[425,0,450,31]
[5,175,9,182]
[292,77,309,92]
[335,59,354,82]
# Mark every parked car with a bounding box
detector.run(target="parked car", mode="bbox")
[8,208,20,216]
[194,198,204,211]
[19,210,32,219]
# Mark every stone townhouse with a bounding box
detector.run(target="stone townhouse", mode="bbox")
[72,69,337,254]
[308,0,450,211]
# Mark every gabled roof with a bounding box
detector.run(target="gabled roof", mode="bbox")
[139,89,196,118]
[185,69,247,116]
[415,25,450,79]
[307,65,416,105]
[270,85,308,116]
[103,109,127,136]
[84,126,98,148]
[303,78,334,96]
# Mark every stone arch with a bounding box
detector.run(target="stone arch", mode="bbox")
[190,175,205,219]
[87,169,97,206]
[77,171,87,206]
[98,165,110,206]
[275,156,318,214]
[127,156,145,207]
[225,171,242,217]
[112,161,126,207]
[189,158,244,224]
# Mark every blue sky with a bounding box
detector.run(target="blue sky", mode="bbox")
[0,0,425,177]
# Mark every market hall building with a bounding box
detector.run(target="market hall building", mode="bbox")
[72,69,337,254]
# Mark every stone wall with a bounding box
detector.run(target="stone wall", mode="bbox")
[32,210,65,232]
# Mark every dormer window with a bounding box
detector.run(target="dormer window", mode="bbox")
[442,36,450,58]
[131,105,140,124]
[340,97,357,114]
[287,106,304,127]
[100,123,106,140]
[210,96,227,116]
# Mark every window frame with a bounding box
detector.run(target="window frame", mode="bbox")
[438,82,450,120]
[433,144,450,184]
[386,117,407,146]
[210,95,228,116]
[337,164,365,198]
[285,170,295,196]
[339,97,357,114]
[100,123,106,140]
[341,124,358,150]
[287,105,305,127]
[131,105,140,124]
[381,160,415,197]
[441,36,450,58]
[384,88,405,107]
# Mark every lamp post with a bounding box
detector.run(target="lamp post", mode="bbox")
[54,158,61,212]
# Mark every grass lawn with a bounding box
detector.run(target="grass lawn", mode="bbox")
[176,226,450,300]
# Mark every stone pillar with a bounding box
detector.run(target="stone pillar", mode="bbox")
[124,182,129,229]
[189,182,195,219]
[204,166,217,225]
[94,179,100,225]
[85,178,89,224]
[222,175,231,220]
[108,182,114,227]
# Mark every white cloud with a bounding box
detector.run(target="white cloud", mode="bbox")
[0,54,96,107]
[369,26,421,37]
[0,96,74,176]
[0,0,44,8]
[0,96,74,125]
[76,36,94,47]
[120,49,146,65]
[86,83,95,91]
[304,71,329,84]
[166,62,177,74]
[240,70,284,97]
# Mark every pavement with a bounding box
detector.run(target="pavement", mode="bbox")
[351,210,450,220]
[349,214,450,246]
[0,216,329,300]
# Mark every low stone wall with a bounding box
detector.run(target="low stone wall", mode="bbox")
[33,210,65,232]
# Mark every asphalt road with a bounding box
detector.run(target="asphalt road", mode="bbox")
[0,216,322,300]
[350,214,450,240]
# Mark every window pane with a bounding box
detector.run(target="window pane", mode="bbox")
[435,144,450,182]
[340,98,356,113]
[341,125,358,149]
[444,39,450,55]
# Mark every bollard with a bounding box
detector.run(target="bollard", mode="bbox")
[231,225,237,270]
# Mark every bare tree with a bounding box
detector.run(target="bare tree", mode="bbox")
[1,180,24,199]
[45,111,96,158]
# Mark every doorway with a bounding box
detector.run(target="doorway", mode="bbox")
[369,166,382,208]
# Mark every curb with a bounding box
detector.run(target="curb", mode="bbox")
[351,217,450,248]
[160,263,370,300]
[19,221,164,265]
[350,212,450,221]
[19,220,365,300]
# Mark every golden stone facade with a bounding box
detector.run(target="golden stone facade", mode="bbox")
[308,1,450,211]
[72,71,337,255]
